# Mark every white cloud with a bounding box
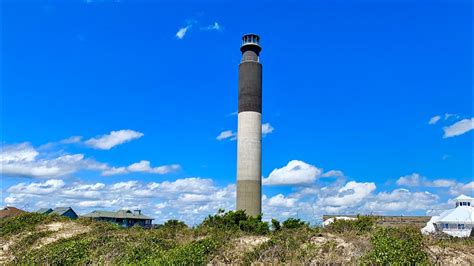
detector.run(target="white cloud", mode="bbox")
[216,130,236,141]
[396,173,424,186]
[178,20,222,39]
[262,123,274,136]
[444,113,459,120]
[448,181,474,196]
[176,25,191,39]
[0,143,105,178]
[263,160,321,185]
[397,173,461,189]
[3,177,234,225]
[443,118,474,138]
[60,136,82,144]
[428,113,460,126]
[321,170,344,178]
[202,22,221,31]
[85,129,144,150]
[428,115,441,125]
[102,160,180,176]
[267,194,297,208]
[430,179,457,187]
[319,181,376,208]
[0,142,38,163]
[8,179,65,195]
[364,189,438,213]
[1,142,176,179]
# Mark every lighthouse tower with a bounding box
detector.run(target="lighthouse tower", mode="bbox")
[236,34,263,216]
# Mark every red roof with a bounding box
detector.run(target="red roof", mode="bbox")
[0,206,27,219]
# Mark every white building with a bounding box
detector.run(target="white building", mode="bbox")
[422,195,474,237]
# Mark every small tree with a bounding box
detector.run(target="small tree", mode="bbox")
[282,218,307,229]
[271,219,281,231]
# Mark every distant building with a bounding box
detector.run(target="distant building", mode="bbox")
[36,208,53,214]
[422,195,474,237]
[322,214,430,228]
[0,206,27,219]
[36,207,79,219]
[82,209,153,228]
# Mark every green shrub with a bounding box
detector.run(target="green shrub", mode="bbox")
[271,218,281,231]
[282,218,307,229]
[152,237,219,264]
[199,209,269,235]
[324,215,377,234]
[243,226,318,263]
[163,219,188,229]
[239,214,270,235]
[17,236,93,265]
[363,226,429,264]
[0,213,66,237]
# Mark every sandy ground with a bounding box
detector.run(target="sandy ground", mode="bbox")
[427,245,474,265]
[0,221,90,264]
[35,222,90,249]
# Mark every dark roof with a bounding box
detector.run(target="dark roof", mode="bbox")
[0,207,26,218]
[51,207,74,216]
[83,209,153,220]
[36,208,53,214]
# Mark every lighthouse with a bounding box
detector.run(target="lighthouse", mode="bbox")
[236,34,263,216]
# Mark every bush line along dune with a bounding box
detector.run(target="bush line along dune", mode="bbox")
[0,210,472,264]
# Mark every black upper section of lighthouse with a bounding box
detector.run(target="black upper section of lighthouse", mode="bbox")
[238,34,262,113]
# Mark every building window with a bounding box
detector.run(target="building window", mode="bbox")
[443,223,449,229]
[458,224,465,230]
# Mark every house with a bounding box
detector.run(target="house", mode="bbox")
[422,195,474,237]
[0,206,26,219]
[36,207,79,219]
[82,209,153,227]
[36,208,53,214]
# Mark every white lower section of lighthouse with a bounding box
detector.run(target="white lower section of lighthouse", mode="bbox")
[236,111,262,216]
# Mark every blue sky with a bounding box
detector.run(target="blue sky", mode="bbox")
[1,0,472,224]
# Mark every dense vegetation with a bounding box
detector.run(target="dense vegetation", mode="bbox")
[1,211,472,265]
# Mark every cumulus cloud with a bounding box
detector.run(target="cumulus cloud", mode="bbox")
[397,173,461,190]
[267,194,297,208]
[263,160,322,185]
[85,129,144,150]
[216,130,236,141]
[0,143,106,178]
[364,189,438,213]
[102,160,180,176]
[448,181,474,196]
[318,181,376,210]
[3,177,235,225]
[1,142,176,179]
[396,173,425,186]
[443,118,474,138]
[8,179,66,195]
[428,115,441,125]
[321,170,344,178]
[262,123,274,136]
